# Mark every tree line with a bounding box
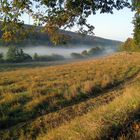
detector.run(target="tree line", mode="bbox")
[0,47,64,63]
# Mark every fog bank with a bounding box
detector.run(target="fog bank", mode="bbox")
[0,45,118,59]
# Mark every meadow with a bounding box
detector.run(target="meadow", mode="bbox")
[0,52,140,139]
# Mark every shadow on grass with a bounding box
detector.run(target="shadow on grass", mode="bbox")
[100,107,140,140]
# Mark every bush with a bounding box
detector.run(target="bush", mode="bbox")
[120,38,140,52]
[33,53,65,61]
[71,47,102,59]
[6,46,32,63]
[87,47,101,55]
[71,53,84,59]
[33,53,39,60]
[51,54,65,61]
[81,50,88,56]
[0,53,4,62]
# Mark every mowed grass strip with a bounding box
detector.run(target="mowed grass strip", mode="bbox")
[39,79,140,140]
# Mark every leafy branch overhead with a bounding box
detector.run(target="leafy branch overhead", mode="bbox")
[0,0,132,43]
[133,0,140,47]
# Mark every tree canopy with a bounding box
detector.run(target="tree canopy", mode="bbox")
[133,0,140,46]
[0,0,134,43]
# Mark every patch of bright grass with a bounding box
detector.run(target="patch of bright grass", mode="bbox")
[39,81,140,140]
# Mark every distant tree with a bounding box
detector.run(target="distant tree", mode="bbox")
[6,47,18,62]
[88,47,101,55]
[81,50,88,56]
[23,53,32,61]
[19,49,32,62]
[6,46,32,62]
[121,38,139,51]
[0,53,4,62]
[33,53,39,60]
[71,53,84,59]
[33,54,64,61]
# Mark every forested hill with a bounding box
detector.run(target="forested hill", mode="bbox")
[0,24,122,47]
[59,30,122,46]
[26,27,122,47]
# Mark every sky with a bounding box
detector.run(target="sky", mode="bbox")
[87,8,135,41]
[23,7,135,42]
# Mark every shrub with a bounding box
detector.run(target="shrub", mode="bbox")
[6,46,32,63]
[71,53,84,59]
[88,47,101,55]
[33,53,65,61]
[81,50,88,56]
[33,53,39,60]
[0,53,4,62]
[120,38,140,52]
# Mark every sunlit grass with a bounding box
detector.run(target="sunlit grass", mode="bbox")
[39,81,140,140]
[0,52,140,139]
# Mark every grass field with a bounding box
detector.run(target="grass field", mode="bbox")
[0,52,140,140]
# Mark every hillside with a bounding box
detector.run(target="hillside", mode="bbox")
[57,30,122,47]
[0,24,122,47]
[26,30,122,47]
[0,52,140,140]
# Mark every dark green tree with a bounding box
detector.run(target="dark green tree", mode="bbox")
[0,53,4,62]
[6,46,32,62]
[6,46,18,62]
[33,53,39,60]
[121,38,138,51]
[81,50,88,56]
[133,14,140,46]
[133,0,140,46]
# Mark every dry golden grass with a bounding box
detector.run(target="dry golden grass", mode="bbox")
[0,52,140,139]
[39,79,140,140]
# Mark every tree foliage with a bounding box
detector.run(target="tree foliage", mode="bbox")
[6,46,32,62]
[0,52,3,62]
[0,0,131,44]
[133,13,140,46]
[133,0,140,46]
[120,38,139,51]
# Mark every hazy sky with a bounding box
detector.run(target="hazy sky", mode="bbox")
[87,8,135,41]
[23,7,134,42]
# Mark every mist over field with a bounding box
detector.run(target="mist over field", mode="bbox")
[23,46,89,58]
[0,22,123,63]
[0,45,118,59]
[0,29,122,61]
